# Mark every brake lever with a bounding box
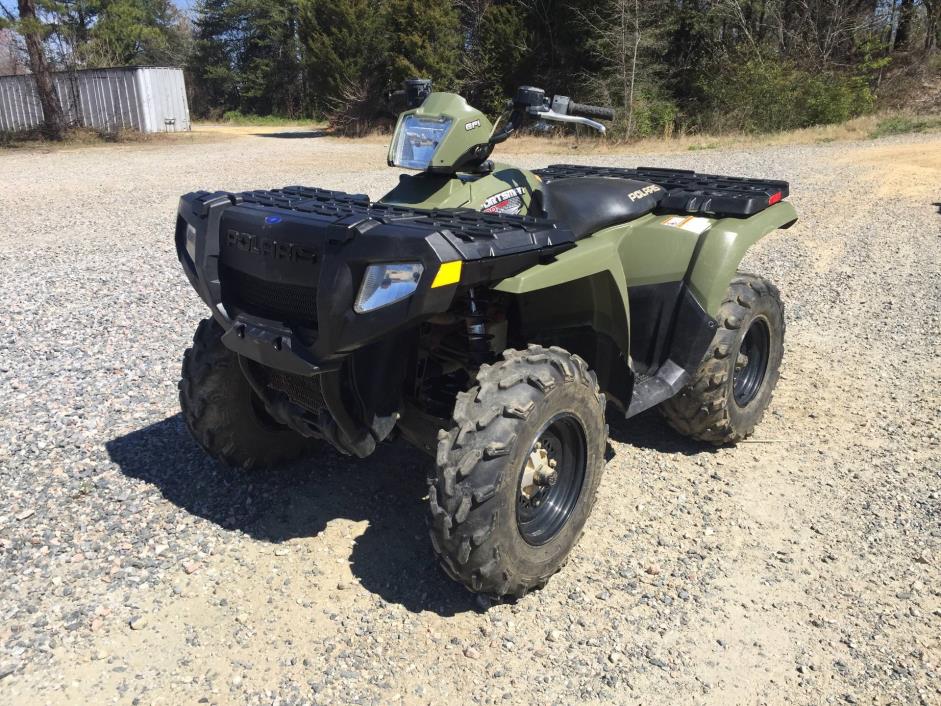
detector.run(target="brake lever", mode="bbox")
[534,109,607,134]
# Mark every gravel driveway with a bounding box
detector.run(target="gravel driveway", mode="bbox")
[1,130,939,706]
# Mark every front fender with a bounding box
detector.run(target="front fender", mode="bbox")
[688,202,798,317]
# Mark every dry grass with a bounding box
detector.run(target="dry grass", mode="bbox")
[499,113,936,156]
[0,126,197,152]
[328,111,936,157]
[5,111,935,155]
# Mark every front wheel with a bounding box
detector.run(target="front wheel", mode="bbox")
[428,345,607,598]
[660,273,785,444]
[179,318,321,470]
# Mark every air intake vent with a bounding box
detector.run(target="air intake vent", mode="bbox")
[221,266,318,328]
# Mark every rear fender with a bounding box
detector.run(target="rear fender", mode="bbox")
[688,202,797,317]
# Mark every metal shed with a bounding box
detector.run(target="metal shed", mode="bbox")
[0,66,191,134]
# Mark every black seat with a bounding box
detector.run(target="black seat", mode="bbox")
[539,177,664,239]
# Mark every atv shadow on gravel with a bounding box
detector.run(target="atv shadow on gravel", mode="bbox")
[252,130,327,139]
[607,410,717,455]
[106,413,482,616]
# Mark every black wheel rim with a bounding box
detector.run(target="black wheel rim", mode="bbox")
[516,413,588,546]
[733,317,771,407]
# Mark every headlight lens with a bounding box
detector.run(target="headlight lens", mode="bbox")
[185,224,198,261]
[354,263,424,314]
[390,115,453,170]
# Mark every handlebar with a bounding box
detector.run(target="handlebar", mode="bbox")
[568,102,615,121]
[490,86,615,144]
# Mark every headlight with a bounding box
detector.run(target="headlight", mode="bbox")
[185,224,198,261]
[390,115,453,170]
[354,263,424,314]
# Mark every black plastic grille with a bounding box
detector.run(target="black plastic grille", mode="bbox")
[220,266,318,328]
[263,368,325,413]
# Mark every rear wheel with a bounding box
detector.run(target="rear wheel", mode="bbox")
[428,345,607,598]
[660,273,784,444]
[179,318,321,469]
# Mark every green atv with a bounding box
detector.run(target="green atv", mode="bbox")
[175,81,795,598]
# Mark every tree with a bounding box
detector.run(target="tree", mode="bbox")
[460,1,529,116]
[188,0,303,118]
[0,0,67,138]
[0,27,26,74]
[894,0,916,49]
[81,0,190,67]
[384,0,460,88]
[298,0,386,130]
[189,0,238,116]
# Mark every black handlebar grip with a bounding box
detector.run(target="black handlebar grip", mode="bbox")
[569,102,615,121]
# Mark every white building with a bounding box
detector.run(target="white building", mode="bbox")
[0,65,191,134]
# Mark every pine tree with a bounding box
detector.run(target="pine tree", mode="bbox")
[461,1,528,116]
[82,0,189,67]
[189,0,303,118]
[189,0,237,117]
[298,0,387,117]
[236,0,304,116]
[384,0,460,89]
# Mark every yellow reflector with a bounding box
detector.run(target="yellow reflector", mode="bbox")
[431,260,462,288]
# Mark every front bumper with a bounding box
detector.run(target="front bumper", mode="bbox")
[176,185,574,375]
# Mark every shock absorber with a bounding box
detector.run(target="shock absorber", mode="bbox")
[465,288,491,364]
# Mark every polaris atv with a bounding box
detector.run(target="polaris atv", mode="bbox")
[175,81,796,598]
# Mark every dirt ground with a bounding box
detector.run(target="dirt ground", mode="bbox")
[0,131,939,706]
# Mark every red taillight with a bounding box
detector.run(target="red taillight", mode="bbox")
[768,192,783,205]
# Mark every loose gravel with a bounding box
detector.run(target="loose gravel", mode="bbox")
[0,131,939,706]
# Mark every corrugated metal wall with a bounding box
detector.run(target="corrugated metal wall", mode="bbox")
[0,66,191,134]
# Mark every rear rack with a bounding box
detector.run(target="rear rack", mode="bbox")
[534,165,789,218]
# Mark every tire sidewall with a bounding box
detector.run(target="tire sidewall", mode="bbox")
[725,294,784,431]
[491,381,606,583]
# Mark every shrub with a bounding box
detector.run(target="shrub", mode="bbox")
[696,59,874,133]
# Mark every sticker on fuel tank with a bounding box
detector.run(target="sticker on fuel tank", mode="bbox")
[482,186,527,214]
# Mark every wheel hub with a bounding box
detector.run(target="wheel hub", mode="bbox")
[520,443,558,500]
[516,416,588,546]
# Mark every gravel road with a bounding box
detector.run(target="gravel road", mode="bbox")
[1,130,939,706]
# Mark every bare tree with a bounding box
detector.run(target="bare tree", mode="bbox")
[925,0,941,50]
[1,1,66,138]
[575,0,651,138]
[894,0,915,49]
[0,28,25,74]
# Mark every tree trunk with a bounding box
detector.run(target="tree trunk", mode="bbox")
[17,0,66,140]
[894,0,915,51]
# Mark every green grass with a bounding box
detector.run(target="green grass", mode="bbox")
[218,111,322,127]
[869,115,941,139]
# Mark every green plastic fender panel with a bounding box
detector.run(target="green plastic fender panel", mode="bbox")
[381,163,540,213]
[688,202,797,316]
[493,212,703,329]
[494,200,797,344]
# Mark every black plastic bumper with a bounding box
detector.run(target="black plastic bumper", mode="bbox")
[176,186,574,375]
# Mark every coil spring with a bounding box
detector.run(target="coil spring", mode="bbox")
[465,288,492,363]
